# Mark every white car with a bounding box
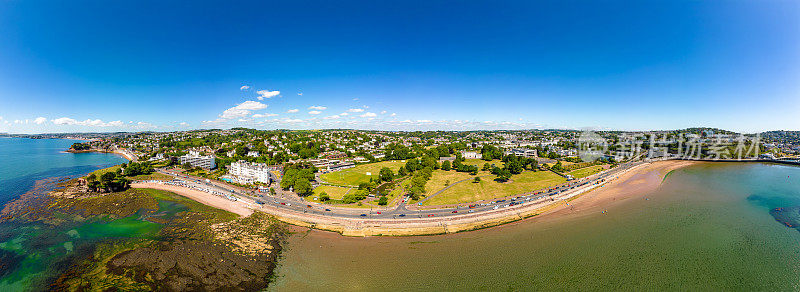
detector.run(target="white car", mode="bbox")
[493,206,499,210]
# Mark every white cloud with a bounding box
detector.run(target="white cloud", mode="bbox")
[360,112,377,118]
[352,98,359,101]
[324,115,340,120]
[52,117,124,127]
[135,121,156,128]
[348,108,364,113]
[219,100,268,119]
[416,120,432,123]
[52,118,77,125]
[287,109,299,113]
[308,106,327,110]
[256,90,280,100]
[179,122,189,126]
[284,118,303,123]
[308,110,322,115]
[340,112,349,116]
[380,110,387,114]
[252,113,278,118]
[240,85,250,91]
[14,120,24,124]
[390,113,397,116]
[297,92,303,96]
[33,117,47,124]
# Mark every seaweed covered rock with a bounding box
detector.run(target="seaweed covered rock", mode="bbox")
[106,239,280,291]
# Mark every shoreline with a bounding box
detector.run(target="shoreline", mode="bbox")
[65,148,135,161]
[530,159,697,222]
[134,160,698,237]
[131,183,254,217]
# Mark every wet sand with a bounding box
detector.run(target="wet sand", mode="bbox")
[535,160,697,222]
[131,183,254,217]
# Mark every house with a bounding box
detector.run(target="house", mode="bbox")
[461,151,482,159]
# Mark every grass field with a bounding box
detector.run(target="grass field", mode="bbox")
[319,161,406,186]
[421,171,475,198]
[568,165,606,179]
[543,160,577,168]
[90,165,173,181]
[463,159,504,169]
[422,170,566,206]
[306,185,352,202]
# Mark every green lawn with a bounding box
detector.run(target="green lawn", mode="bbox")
[90,165,121,177]
[544,160,577,168]
[463,159,504,169]
[306,185,352,202]
[422,170,566,206]
[421,170,475,198]
[568,165,606,179]
[90,165,173,181]
[319,161,406,186]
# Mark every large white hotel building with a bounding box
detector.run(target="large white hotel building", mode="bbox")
[228,161,275,184]
[179,150,217,169]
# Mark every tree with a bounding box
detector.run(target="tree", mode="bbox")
[505,160,524,174]
[482,163,490,171]
[494,169,511,182]
[397,167,408,177]
[379,167,394,182]
[293,179,312,196]
[441,160,451,171]
[405,158,420,173]
[551,161,565,173]
[378,196,388,205]
[319,192,330,202]
[473,176,481,183]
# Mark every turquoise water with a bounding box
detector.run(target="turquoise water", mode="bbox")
[0,137,128,205]
[0,138,132,290]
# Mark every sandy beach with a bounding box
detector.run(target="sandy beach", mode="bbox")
[535,160,697,221]
[131,182,254,217]
[130,160,698,236]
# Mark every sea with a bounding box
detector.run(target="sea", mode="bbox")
[2,137,800,290]
[0,138,128,290]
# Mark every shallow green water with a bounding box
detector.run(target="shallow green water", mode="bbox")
[0,198,191,290]
[270,163,800,291]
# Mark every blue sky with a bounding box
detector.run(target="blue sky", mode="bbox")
[0,0,798,134]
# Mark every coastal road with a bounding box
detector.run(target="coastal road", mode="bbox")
[147,160,642,221]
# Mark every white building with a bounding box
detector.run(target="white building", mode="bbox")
[505,148,538,158]
[180,150,216,169]
[148,153,165,161]
[228,161,275,184]
[461,151,482,159]
[247,151,260,157]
